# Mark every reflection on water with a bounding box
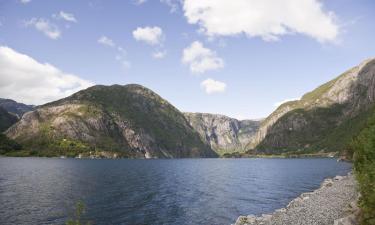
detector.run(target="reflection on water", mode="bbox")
[0,158,351,225]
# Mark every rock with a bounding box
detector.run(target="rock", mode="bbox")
[184,112,261,155]
[334,215,358,225]
[233,173,359,225]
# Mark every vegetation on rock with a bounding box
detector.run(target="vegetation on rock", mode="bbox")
[349,108,375,225]
[6,84,216,158]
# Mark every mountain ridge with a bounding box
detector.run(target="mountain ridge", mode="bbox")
[247,58,375,154]
[5,84,217,158]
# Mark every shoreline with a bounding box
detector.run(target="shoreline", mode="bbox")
[233,172,359,225]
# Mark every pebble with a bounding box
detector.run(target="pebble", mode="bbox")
[233,173,358,225]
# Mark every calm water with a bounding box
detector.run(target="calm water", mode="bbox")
[0,158,351,225]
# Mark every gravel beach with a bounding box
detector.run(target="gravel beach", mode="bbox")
[233,173,359,225]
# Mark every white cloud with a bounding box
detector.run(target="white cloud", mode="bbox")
[98,36,115,47]
[134,0,147,5]
[0,46,94,105]
[152,50,167,59]
[182,41,224,74]
[25,18,61,39]
[133,26,164,45]
[55,11,77,23]
[274,98,300,107]
[182,0,339,43]
[200,78,226,94]
[19,0,31,4]
[160,0,181,13]
[97,36,130,69]
[116,47,131,69]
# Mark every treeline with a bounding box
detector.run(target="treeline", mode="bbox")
[349,111,375,225]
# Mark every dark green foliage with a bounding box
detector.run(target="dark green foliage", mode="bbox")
[0,107,18,132]
[350,112,375,225]
[0,133,22,154]
[255,104,375,155]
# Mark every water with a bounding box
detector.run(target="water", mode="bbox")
[0,158,351,225]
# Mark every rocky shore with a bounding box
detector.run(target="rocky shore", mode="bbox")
[233,173,359,225]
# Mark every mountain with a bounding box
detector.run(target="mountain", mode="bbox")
[247,58,375,154]
[6,84,217,158]
[184,112,261,155]
[0,106,18,132]
[0,98,34,118]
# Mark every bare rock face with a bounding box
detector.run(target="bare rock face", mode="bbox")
[184,112,261,154]
[247,58,375,153]
[6,84,217,158]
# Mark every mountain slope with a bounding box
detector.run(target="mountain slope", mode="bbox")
[0,98,34,118]
[184,112,261,154]
[0,106,18,132]
[247,58,375,154]
[6,84,217,158]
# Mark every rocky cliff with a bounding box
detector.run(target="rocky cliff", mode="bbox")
[6,84,217,158]
[248,58,375,154]
[184,112,261,154]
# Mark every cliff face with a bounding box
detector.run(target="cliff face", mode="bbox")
[6,84,217,158]
[248,58,375,153]
[184,112,261,154]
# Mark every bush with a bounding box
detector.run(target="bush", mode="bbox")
[351,113,375,225]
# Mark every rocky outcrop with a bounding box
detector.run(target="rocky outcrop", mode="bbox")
[0,98,34,118]
[6,84,217,158]
[247,58,375,153]
[184,112,261,154]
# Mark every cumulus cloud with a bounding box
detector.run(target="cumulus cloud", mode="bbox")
[54,11,77,23]
[274,98,300,107]
[25,18,61,39]
[182,41,224,74]
[97,36,115,47]
[200,78,226,94]
[133,26,164,45]
[0,46,94,105]
[152,50,167,59]
[182,0,339,42]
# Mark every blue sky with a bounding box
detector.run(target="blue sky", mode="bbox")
[0,0,375,119]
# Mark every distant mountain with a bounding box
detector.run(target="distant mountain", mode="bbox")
[0,98,34,118]
[184,112,261,155]
[6,84,217,158]
[0,106,18,132]
[247,58,375,154]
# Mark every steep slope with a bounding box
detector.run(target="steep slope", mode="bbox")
[0,106,18,132]
[0,98,34,118]
[184,112,261,154]
[6,84,217,158]
[247,58,375,154]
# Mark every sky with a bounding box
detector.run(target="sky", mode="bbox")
[0,0,375,119]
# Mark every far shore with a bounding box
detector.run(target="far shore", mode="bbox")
[0,152,350,161]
